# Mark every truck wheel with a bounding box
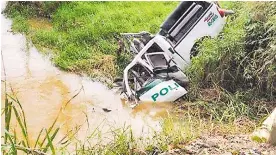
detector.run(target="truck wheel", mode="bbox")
[190,42,200,59]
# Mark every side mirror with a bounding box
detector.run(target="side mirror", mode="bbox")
[218,8,235,17]
[166,57,173,68]
[224,10,235,16]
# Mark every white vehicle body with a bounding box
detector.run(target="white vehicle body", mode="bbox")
[120,1,234,102]
[170,3,226,69]
[139,80,187,102]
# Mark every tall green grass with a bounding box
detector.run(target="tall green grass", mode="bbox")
[2,90,258,154]
[186,2,276,120]
[2,93,60,154]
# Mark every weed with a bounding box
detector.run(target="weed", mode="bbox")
[2,93,59,154]
[185,2,276,127]
[11,16,29,33]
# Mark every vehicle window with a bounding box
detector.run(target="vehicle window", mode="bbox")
[146,53,167,68]
[147,43,163,53]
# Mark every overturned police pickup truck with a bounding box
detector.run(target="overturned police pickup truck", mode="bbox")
[115,1,234,103]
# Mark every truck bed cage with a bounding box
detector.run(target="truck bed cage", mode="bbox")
[159,1,211,44]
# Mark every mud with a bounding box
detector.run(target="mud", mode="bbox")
[161,135,276,155]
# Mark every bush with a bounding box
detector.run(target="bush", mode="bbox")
[4,1,63,18]
[187,2,276,102]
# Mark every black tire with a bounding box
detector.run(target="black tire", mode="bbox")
[190,42,200,59]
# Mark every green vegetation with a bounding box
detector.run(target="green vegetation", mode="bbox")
[2,94,255,154]
[2,92,60,154]
[2,1,276,154]
[188,2,275,102]
[4,1,178,80]
[186,2,275,122]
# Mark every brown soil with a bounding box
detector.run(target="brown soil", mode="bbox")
[161,134,276,155]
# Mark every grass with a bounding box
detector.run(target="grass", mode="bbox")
[1,61,83,154]
[185,2,275,128]
[4,1,179,81]
[2,92,59,154]
[1,95,259,154]
[4,1,275,96]
[187,1,276,102]
[2,88,259,154]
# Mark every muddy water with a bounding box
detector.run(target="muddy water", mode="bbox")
[1,2,173,149]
